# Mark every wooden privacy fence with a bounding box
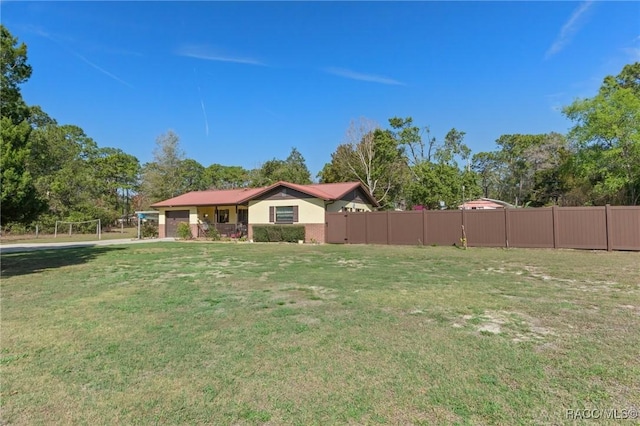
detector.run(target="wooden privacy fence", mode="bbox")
[325,206,640,251]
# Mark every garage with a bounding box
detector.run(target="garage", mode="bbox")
[165,210,189,238]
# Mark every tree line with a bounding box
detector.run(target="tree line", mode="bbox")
[1,25,638,232]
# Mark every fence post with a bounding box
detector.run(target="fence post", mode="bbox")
[605,204,612,251]
[504,208,510,248]
[461,207,466,246]
[552,205,559,249]
[386,210,390,245]
[422,209,427,246]
[364,212,369,245]
[36,224,39,239]
[344,212,349,244]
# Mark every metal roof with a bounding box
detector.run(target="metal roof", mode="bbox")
[150,181,379,208]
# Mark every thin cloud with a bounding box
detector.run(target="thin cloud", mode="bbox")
[177,45,264,66]
[30,26,133,88]
[545,1,594,59]
[197,85,209,137]
[71,52,134,88]
[324,67,405,86]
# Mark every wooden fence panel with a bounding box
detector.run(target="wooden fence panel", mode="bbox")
[608,206,640,250]
[424,210,462,246]
[325,207,639,250]
[347,213,367,244]
[464,210,506,247]
[508,209,555,248]
[556,207,607,250]
[367,212,389,245]
[388,210,424,245]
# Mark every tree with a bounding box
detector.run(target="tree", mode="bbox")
[472,151,501,198]
[563,62,640,205]
[94,148,140,216]
[389,116,432,168]
[1,118,46,224]
[140,130,186,202]
[177,159,206,192]
[317,144,356,183]
[30,125,100,214]
[203,164,251,189]
[319,118,406,208]
[1,25,32,124]
[0,26,46,226]
[252,147,312,186]
[406,127,480,209]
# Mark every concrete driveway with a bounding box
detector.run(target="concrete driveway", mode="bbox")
[0,238,176,253]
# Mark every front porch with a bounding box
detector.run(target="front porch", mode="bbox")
[197,205,248,238]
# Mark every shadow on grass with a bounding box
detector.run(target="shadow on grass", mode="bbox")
[1,246,126,278]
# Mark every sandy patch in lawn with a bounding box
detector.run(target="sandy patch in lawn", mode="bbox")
[618,304,640,315]
[259,271,274,282]
[336,258,365,269]
[454,310,554,342]
[308,285,338,299]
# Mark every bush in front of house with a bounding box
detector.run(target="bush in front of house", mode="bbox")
[253,225,305,243]
[141,222,158,238]
[206,226,221,241]
[176,222,192,239]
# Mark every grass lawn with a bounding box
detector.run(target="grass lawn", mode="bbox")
[0,227,140,245]
[2,243,639,425]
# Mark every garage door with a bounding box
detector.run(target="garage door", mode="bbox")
[165,210,189,238]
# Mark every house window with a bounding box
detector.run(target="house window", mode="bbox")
[276,206,294,223]
[269,206,298,223]
[217,209,229,223]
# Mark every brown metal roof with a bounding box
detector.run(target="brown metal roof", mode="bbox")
[151,181,379,208]
[150,187,265,207]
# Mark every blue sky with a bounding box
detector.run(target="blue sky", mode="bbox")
[4,1,639,177]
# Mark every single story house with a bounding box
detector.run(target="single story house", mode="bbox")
[458,198,515,210]
[150,181,378,242]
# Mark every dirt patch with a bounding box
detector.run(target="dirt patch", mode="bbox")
[454,310,555,342]
[308,285,337,299]
[336,258,365,269]
[619,304,640,315]
[259,271,274,282]
[478,323,502,334]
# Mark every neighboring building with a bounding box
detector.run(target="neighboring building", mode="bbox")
[150,181,378,242]
[458,198,515,210]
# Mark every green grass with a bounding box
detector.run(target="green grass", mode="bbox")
[2,243,639,425]
[0,227,139,245]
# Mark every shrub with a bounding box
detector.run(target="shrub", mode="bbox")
[176,222,192,240]
[206,226,220,241]
[141,222,158,238]
[252,225,305,243]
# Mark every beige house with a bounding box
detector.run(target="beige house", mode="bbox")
[150,181,378,242]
